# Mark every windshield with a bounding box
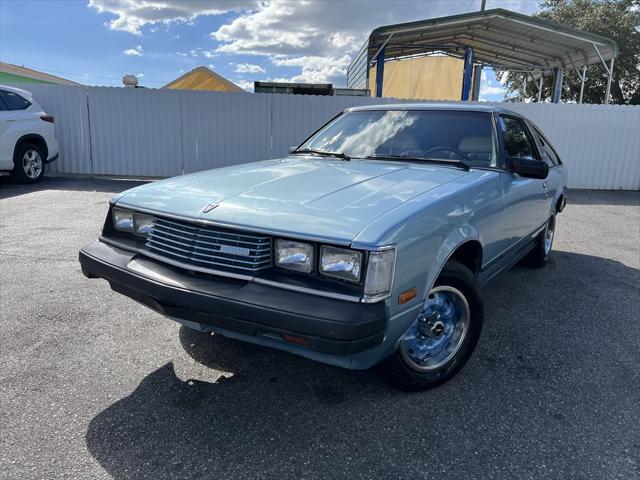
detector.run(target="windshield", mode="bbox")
[300,110,497,168]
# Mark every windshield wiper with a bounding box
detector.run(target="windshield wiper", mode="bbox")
[290,148,350,161]
[364,154,470,171]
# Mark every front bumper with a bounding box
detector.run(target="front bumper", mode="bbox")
[79,240,387,365]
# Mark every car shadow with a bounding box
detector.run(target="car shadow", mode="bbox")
[0,175,150,200]
[85,251,639,479]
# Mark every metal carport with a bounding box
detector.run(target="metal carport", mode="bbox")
[347,8,619,103]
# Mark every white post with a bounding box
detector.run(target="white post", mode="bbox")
[605,58,614,104]
[579,66,586,104]
[538,75,543,102]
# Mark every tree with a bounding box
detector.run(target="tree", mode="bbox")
[498,0,640,104]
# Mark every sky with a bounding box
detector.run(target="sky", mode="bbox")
[0,0,539,100]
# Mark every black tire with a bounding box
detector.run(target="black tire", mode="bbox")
[10,142,46,184]
[522,214,555,268]
[375,261,484,392]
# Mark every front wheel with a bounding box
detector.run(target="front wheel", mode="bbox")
[376,261,484,391]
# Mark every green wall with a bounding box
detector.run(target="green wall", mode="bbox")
[0,71,53,84]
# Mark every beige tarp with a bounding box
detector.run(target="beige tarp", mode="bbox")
[369,56,466,101]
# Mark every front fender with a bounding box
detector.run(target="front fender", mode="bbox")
[424,225,481,295]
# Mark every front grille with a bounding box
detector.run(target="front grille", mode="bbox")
[145,216,272,276]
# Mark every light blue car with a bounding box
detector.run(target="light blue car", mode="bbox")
[79,104,567,391]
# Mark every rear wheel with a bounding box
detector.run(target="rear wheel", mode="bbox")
[523,214,555,268]
[376,261,484,391]
[11,142,45,184]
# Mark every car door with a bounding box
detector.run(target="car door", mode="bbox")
[495,114,549,255]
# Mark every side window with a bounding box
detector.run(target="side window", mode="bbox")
[531,126,560,166]
[500,116,538,161]
[0,90,31,111]
[0,96,7,111]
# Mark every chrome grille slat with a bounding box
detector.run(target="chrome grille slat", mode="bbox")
[145,215,273,276]
[155,218,269,241]
[148,235,196,250]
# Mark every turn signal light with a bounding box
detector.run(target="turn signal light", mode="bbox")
[398,288,417,305]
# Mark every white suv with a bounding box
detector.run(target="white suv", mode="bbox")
[0,85,59,183]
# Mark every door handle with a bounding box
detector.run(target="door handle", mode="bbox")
[542,181,548,191]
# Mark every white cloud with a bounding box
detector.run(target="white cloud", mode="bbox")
[136,73,144,78]
[122,45,143,56]
[234,79,255,91]
[479,70,506,100]
[96,0,538,86]
[234,63,265,74]
[211,0,537,85]
[89,0,258,35]
[269,55,352,83]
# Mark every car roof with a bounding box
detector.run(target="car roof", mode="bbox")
[0,84,33,99]
[346,102,521,117]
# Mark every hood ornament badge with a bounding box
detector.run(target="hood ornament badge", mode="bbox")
[202,203,219,213]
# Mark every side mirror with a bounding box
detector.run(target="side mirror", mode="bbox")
[507,156,549,180]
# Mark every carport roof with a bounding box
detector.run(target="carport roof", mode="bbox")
[368,8,619,70]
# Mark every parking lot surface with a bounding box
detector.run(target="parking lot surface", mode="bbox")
[1,176,638,480]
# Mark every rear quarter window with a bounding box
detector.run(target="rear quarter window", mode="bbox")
[0,90,32,110]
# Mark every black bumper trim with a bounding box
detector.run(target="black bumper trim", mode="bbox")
[79,240,387,355]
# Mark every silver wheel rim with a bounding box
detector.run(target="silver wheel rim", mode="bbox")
[400,285,470,372]
[22,150,43,179]
[544,217,555,255]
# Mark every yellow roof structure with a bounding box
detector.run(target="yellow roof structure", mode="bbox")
[163,66,244,92]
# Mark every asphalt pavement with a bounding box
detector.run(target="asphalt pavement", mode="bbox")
[1,176,638,479]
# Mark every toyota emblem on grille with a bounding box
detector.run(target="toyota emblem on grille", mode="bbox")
[202,202,219,213]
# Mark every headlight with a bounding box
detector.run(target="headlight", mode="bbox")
[133,213,154,237]
[275,239,314,273]
[363,248,396,299]
[113,208,134,232]
[320,246,362,282]
[113,208,154,236]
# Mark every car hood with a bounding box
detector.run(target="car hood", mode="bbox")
[115,156,469,244]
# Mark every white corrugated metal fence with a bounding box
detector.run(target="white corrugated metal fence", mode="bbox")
[10,84,640,189]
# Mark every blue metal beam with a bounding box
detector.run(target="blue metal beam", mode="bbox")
[551,67,564,103]
[375,47,385,97]
[460,47,474,101]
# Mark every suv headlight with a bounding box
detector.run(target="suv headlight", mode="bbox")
[275,239,314,273]
[363,248,396,300]
[320,246,362,282]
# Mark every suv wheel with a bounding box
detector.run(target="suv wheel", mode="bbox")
[11,142,45,184]
[376,261,484,391]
